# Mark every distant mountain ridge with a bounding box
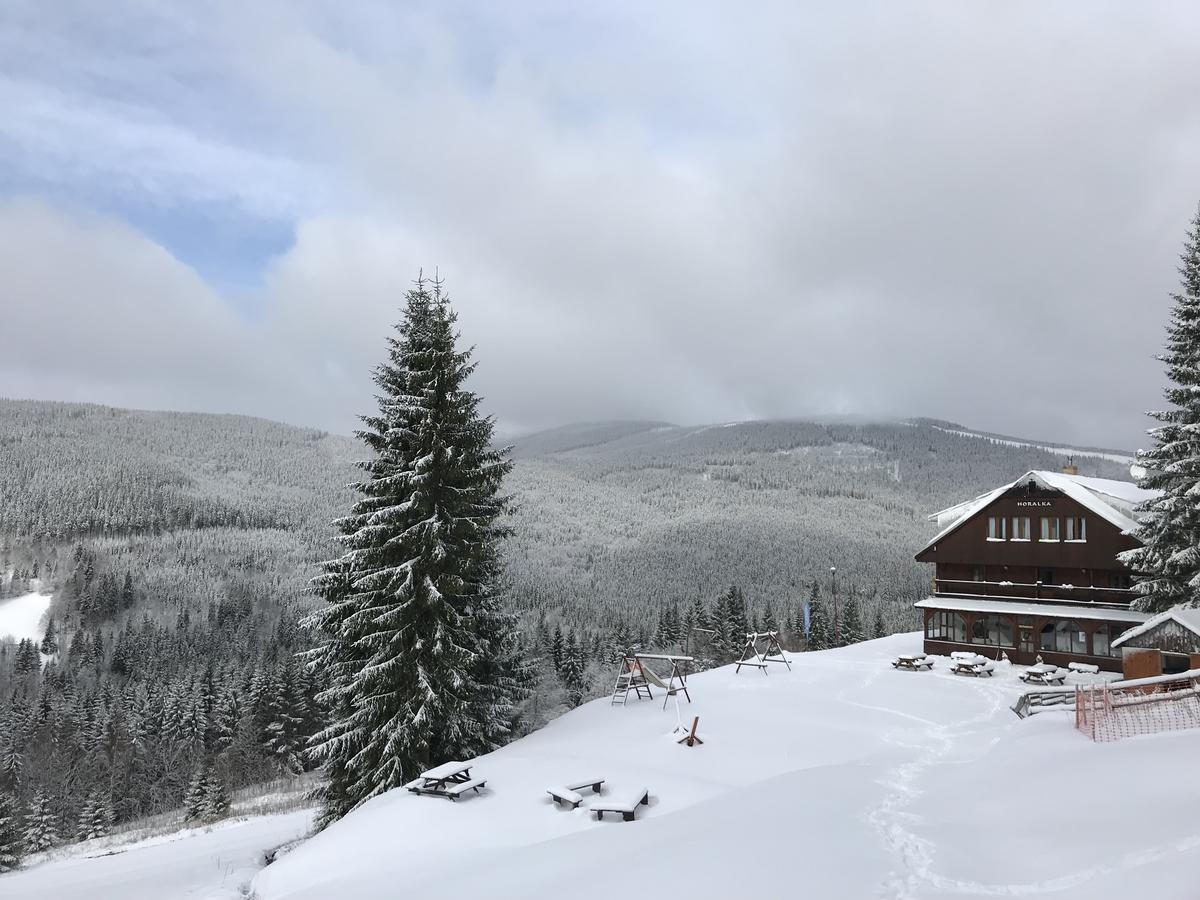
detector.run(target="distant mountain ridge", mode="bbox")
[0,398,1137,632]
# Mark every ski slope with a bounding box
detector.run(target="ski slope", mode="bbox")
[252,635,1200,900]
[0,589,51,643]
[2,809,312,900]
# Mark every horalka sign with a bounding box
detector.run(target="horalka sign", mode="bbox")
[913,469,1157,672]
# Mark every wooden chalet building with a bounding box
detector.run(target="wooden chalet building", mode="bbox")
[914,468,1157,672]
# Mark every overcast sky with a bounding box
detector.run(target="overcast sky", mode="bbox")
[2,2,1198,449]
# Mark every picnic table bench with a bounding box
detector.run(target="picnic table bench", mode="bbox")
[546,778,606,809]
[1068,662,1100,675]
[593,789,650,822]
[892,654,934,671]
[951,658,995,677]
[1020,664,1066,686]
[405,761,487,800]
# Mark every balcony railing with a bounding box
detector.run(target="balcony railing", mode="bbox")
[933,578,1135,609]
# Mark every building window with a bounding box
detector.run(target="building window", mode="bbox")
[926,611,966,643]
[1093,624,1112,657]
[1039,569,1055,585]
[1065,516,1086,542]
[1011,516,1030,541]
[970,614,1014,647]
[987,516,1006,541]
[1040,517,1061,541]
[1053,620,1087,655]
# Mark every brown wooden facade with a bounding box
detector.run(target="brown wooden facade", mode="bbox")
[915,476,1145,672]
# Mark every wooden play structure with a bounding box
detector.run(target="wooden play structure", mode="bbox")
[734,631,792,674]
[610,653,693,708]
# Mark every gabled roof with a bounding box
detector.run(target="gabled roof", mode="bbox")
[919,470,1158,556]
[1111,605,1200,649]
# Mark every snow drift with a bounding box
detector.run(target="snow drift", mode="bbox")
[251,634,1200,900]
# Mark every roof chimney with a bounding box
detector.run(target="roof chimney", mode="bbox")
[1061,455,1078,476]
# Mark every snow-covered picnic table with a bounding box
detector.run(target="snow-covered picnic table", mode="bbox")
[1020,664,1066,686]
[405,761,487,800]
[951,657,994,677]
[892,654,933,671]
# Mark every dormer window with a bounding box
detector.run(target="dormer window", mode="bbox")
[1066,516,1086,542]
[1011,516,1030,541]
[1040,517,1061,542]
[987,516,1006,541]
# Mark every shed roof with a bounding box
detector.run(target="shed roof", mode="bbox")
[919,470,1158,556]
[1111,606,1200,649]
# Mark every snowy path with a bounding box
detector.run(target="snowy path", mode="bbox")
[1,810,312,900]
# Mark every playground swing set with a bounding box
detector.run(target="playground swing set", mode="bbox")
[610,652,694,708]
[734,630,791,674]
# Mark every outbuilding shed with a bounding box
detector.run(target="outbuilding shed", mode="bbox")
[1111,606,1200,679]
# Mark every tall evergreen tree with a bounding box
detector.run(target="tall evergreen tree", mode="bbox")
[0,793,20,873]
[307,275,527,828]
[1122,206,1200,612]
[806,582,830,651]
[559,633,586,708]
[22,792,55,853]
[872,606,887,640]
[841,589,864,645]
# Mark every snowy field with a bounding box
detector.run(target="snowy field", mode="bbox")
[2,810,312,900]
[251,634,1200,900]
[0,589,51,642]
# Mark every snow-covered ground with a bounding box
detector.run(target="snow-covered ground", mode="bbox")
[252,634,1200,900]
[0,589,51,642]
[929,424,1135,465]
[2,810,312,900]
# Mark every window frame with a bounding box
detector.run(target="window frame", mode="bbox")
[987,516,1007,541]
[1040,517,1061,542]
[1011,516,1031,541]
[1065,515,1087,542]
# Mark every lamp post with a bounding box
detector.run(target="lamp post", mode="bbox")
[830,565,840,648]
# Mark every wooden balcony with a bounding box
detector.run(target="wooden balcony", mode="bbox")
[933,578,1135,610]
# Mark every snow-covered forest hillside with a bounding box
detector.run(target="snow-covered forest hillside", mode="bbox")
[0,399,1134,844]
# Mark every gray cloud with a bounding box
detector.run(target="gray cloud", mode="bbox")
[2,2,1198,449]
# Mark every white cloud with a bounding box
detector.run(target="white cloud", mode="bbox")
[2,2,1199,447]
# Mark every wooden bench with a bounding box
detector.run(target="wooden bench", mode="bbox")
[593,789,650,822]
[443,778,486,800]
[547,786,585,809]
[1068,662,1100,675]
[547,778,605,809]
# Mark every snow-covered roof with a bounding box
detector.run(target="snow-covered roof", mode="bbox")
[920,470,1158,555]
[915,596,1150,624]
[1110,606,1200,649]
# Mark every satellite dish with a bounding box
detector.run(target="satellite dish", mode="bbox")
[1130,463,1147,481]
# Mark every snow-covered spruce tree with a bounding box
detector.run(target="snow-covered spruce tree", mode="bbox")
[806,584,830,651]
[22,792,55,853]
[0,793,21,873]
[76,789,113,841]
[841,589,865,645]
[307,275,528,828]
[559,633,586,708]
[1121,206,1200,612]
